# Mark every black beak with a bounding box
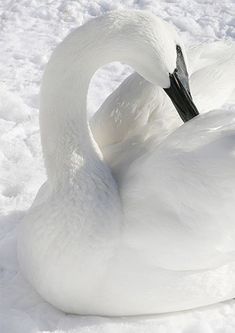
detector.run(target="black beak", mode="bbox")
[163,45,199,123]
[164,70,199,122]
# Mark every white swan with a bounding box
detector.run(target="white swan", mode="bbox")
[91,41,235,179]
[17,10,235,316]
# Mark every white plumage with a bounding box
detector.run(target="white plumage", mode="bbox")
[17,10,235,316]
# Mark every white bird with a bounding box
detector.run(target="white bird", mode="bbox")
[17,10,235,316]
[91,41,235,180]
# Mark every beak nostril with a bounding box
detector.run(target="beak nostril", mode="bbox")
[176,45,181,53]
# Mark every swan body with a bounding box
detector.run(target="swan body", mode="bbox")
[91,42,235,179]
[17,10,235,316]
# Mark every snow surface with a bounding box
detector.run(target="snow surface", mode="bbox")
[1,0,235,332]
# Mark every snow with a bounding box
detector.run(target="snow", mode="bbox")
[0,0,235,332]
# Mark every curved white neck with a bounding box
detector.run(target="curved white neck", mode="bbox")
[40,12,150,184]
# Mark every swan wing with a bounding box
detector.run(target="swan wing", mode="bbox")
[121,108,235,272]
[190,42,235,111]
[90,73,152,148]
[187,41,235,73]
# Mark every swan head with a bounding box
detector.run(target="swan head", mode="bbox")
[117,10,199,122]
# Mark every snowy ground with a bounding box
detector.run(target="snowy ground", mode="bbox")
[1,0,235,332]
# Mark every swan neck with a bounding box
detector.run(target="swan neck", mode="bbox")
[40,14,143,183]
